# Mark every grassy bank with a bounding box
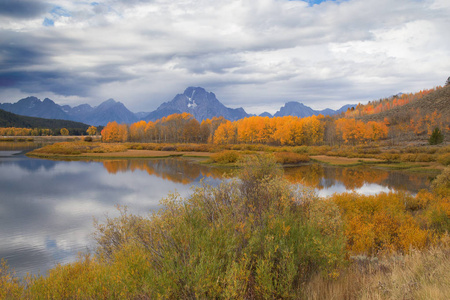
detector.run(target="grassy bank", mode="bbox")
[1,156,449,299]
[26,141,450,173]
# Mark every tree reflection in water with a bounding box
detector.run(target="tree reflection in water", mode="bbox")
[100,159,431,193]
[102,158,226,184]
[284,164,430,194]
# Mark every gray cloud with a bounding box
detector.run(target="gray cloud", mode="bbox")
[0,0,449,113]
[0,0,50,19]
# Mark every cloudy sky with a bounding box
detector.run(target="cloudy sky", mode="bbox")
[0,0,449,114]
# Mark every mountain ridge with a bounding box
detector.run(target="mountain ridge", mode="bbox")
[0,87,355,125]
[0,97,137,126]
[143,87,248,121]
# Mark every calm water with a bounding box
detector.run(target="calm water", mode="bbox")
[0,144,433,277]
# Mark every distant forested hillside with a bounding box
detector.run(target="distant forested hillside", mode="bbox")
[0,109,90,135]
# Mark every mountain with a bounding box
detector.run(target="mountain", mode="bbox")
[143,87,249,121]
[72,99,138,126]
[0,109,89,132]
[273,102,355,118]
[1,89,356,126]
[0,97,137,126]
[259,112,273,118]
[0,97,70,120]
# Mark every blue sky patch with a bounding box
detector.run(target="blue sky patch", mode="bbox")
[51,6,71,17]
[292,0,338,6]
[43,18,54,27]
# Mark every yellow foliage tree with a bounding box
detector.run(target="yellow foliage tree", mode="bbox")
[60,128,69,136]
[86,126,97,136]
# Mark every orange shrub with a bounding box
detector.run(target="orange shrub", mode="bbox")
[331,192,431,255]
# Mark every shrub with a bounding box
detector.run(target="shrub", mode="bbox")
[210,150,241,164]
[160,146,176,151]
[415,153,435,162]
[90,154,346,298]
[84,136,93,142]
[380,153,400,162]
[437,153,450,166]
[431,167,450,197]
[274,152,310,164]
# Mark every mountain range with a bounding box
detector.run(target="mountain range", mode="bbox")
[0,97,138,126]
[0,87,354,125]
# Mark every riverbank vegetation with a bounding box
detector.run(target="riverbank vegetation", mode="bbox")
[27,140,450,172]
[1,156,449,299]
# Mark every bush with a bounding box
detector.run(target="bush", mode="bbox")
[84,136,93,142]
[431,167,450,197]
[415,153,435,162]
[161,146,176,151]
[437,153,450,166]
[210,150,241,164]
[274,152,310,164]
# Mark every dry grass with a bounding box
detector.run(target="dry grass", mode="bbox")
[83,149,212,158]
[305,243,450,300]
[311,155,383,166]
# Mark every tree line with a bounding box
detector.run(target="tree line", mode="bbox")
[101,113,389,145]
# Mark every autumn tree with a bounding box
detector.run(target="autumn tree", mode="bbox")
[86,126,97,136]
[129,121,147,142]
[101,121,128,142]
[213,121,237,145]
[60,128,69,136]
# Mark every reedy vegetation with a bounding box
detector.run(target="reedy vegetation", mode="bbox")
[1,156,449,299]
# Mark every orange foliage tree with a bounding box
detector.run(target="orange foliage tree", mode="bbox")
[101,121,128,142]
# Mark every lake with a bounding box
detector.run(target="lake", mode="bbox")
[0,143,433,277]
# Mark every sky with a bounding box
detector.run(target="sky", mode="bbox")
[0,0,449,115]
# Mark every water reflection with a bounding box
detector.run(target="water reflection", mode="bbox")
[0,154,222,278]
[101,158,225,184]
[284,164,430,196]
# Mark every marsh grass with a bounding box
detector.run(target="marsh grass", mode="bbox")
[305,244,450,300]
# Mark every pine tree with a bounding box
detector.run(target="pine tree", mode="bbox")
[446,76,450,86]
[429,127,444,145]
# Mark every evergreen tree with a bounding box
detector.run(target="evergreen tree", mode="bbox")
[429,127,444,145]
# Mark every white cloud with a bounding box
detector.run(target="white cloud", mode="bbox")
[0,0,448,114]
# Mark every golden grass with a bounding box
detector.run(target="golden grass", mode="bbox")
[83,149,212,158]
[310,155,383,166]
[305,243,450,300]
